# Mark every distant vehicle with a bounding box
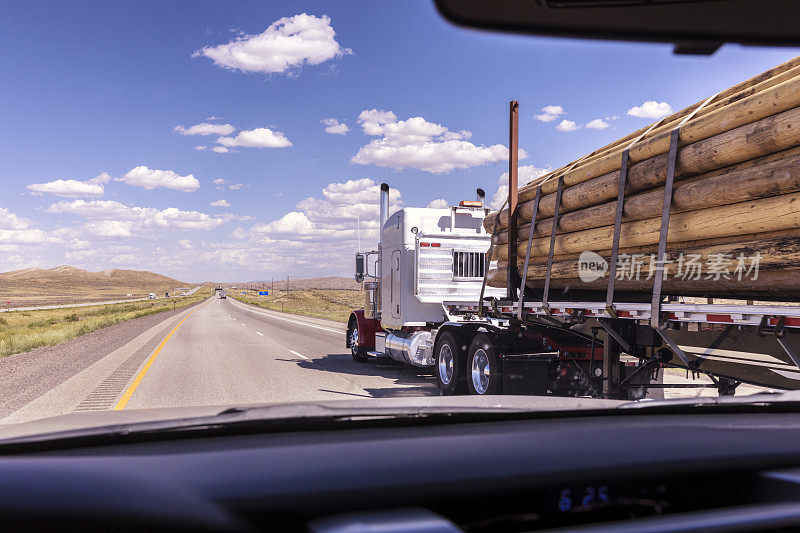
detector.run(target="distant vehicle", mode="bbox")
[165,292,170,297]
[220,293,226,299]
[180,292,186,296]
[148,293,155,299]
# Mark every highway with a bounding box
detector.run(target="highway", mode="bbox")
[2,297,437,423]
[0,285,204,313]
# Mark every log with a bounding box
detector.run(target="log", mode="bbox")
[493,234,800,281]
[527,55,800,190]
[528,70,800,198]
[485,268,800,302]
[492,191,800,262]
[486,105,800,232]
[492,145,800,245]
[495,228,800,268]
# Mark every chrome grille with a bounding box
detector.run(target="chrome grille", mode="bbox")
[453,251,485,279]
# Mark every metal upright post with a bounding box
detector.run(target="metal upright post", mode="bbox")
[507,100,520,301]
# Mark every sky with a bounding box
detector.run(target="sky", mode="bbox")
[1,1,797,283]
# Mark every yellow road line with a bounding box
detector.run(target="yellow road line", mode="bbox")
[114,305,203,410]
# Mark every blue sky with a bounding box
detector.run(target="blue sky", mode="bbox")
[1,1,797,282]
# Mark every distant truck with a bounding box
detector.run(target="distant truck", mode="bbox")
[148,293,155,299]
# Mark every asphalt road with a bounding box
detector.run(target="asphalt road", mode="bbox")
[2,297,437,423]
[0,285,204,313]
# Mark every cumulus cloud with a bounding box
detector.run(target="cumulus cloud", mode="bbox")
[351,109,522,174]
[27,172,111,198]
[210,199,231,207]
[585,118,610,130]
[115,166,200,192]
[217,127,292,149]
[192,13,351,76]
[628,100,673,119]
[212,146,229,154]
[491,165,551,210]
[427,198,449,208]
[46,200,224,236]
[178,239,193,250]
[229,183,248,190]
[556,119,580,132]
[534,105,565,122]
[0,207,60,244]
[321,117,350,135]
[175,122,236,136]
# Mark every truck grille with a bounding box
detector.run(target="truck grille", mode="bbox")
[453,251,485,279]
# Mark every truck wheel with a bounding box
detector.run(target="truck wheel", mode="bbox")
[350,324,369,362]
[467,333,502,395]
[436,331,466,395]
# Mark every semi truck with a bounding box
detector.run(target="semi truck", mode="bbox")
[347,109,800,400]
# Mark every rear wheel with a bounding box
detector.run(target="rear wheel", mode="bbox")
[350,323,369,362]
[436,331,466,395]
[467,333,502,395]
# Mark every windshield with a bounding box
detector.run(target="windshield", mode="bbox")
[1,1,800,434]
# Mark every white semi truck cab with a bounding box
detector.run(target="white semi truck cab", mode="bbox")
[347,183,504,367]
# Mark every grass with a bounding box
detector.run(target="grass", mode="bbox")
[0,287,213,357]
[229,289,362,323]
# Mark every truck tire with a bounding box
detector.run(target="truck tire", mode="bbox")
[349,323,369,362]
[436,331,466,395]
[467,333,502,395]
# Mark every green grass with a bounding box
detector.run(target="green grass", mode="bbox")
[229,289,361,323]
[0,287,212,357]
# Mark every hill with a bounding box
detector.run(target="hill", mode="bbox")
[0,266,189,307]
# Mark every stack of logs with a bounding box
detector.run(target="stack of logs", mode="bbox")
[485,56,800,301]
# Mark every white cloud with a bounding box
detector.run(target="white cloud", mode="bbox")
[585,118,610,130]
[321,117,350,135]
[217,127,292,149]
[210,199,231,207]
[229,183,248,190]
[0,207,60,244]
[178,239,193,250]
[491,165,551,210]
[213,178,226,185]
[627,100,673,119]
[195,146,207,151]
[427,198,449,209]
[534,105,565,122]
[556,119,580,132]
[115,166,200,192]
[47,200,224,236]
[351,110,522,174]
[175,122,236,136]
[212,146,229,153]
[27,172,112,198]
[192,13,352,75]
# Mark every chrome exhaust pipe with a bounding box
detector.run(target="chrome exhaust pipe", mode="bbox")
[476,188,486,207]
[379,183,390,232]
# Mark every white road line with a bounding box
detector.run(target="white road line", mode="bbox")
[290,350,309,360]
[228,299,344,334]
[256,332,263,336]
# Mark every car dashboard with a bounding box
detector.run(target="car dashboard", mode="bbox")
[4,411,800,531]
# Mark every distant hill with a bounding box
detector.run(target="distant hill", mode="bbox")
[217,276,359,291]
[0,266,190,307]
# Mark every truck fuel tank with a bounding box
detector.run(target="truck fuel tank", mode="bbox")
[385,330,434,367]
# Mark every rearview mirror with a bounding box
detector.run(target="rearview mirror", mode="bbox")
[434,0,800,55]
[355,253,365,283]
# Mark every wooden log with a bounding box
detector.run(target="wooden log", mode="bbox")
[492,145,800,245]
[491,191,800,262]
[494,228,800,268]
[530,71,800,198]
[526,56,800,191]
[494,234,800,281]
[486,105,800,232]
[486,268,800,302]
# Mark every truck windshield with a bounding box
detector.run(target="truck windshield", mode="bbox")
[1,1,799,431]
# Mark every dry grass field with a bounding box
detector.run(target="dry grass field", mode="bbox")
[0,287,212,357]
[230,289,362,323]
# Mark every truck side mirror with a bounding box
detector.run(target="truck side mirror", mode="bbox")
[355,253,365,283]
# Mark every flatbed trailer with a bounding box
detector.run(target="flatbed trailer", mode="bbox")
[439,298,800,399]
